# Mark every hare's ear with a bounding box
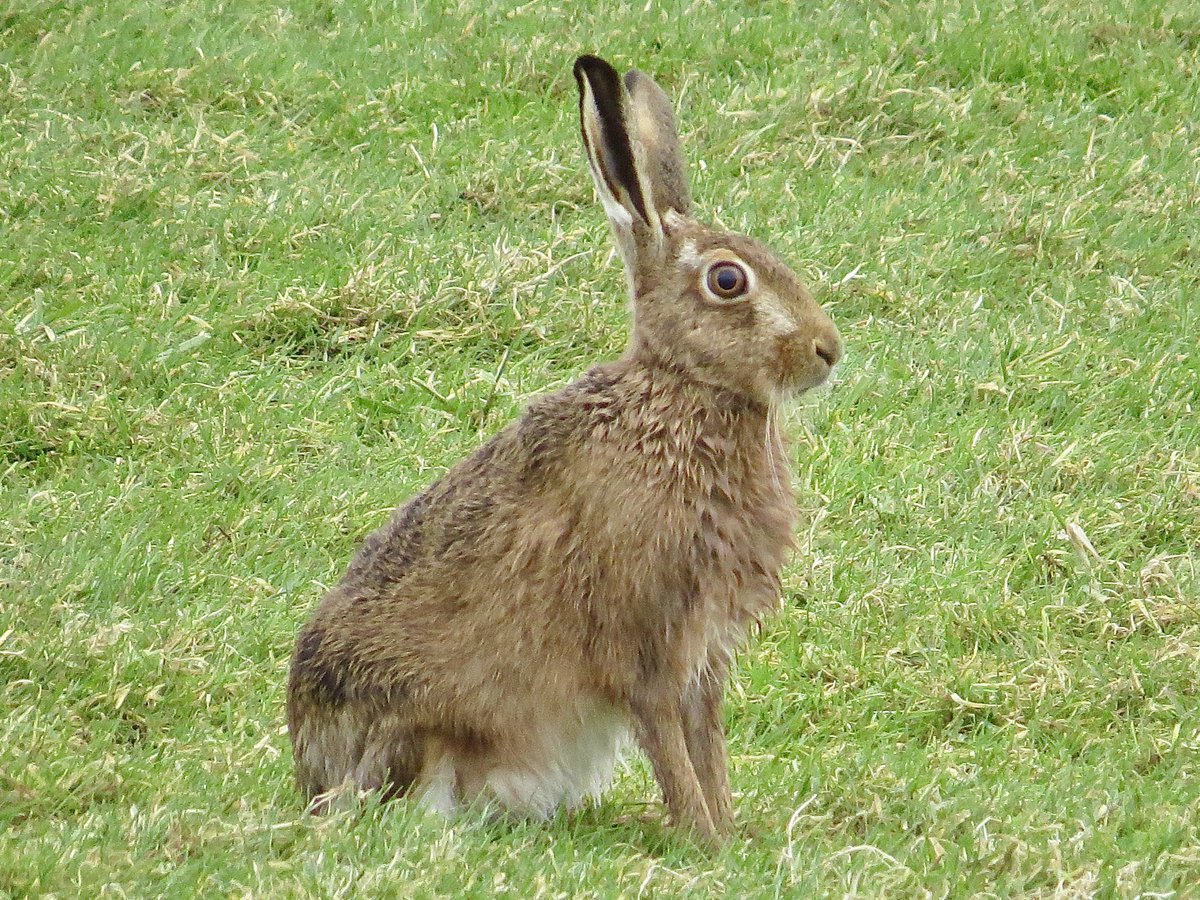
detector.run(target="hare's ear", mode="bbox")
[574,55,666,266]
[623,68,691,218]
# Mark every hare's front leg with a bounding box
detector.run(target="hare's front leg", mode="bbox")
[629,694,718,845]
[682,655,734,835]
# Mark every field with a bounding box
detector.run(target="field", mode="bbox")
[3,0,1199,895]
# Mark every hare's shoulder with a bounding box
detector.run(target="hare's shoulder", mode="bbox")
[340,363,629,584]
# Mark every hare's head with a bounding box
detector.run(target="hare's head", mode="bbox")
[574,56,841,405]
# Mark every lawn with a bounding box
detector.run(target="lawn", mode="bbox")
[2,0,1199,895]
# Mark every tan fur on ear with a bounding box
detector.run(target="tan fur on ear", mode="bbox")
[624,68,691,218]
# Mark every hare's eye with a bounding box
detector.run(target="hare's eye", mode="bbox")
[706,262,749,300]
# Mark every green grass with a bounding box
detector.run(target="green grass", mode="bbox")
[3,0,1199,895]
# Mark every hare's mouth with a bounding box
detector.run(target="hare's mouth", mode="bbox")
[786,369,835,396]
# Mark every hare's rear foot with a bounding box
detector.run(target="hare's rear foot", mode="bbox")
[292,704,421,813]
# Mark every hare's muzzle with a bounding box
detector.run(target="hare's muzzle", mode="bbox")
[813,332,842,370]
[805,312,842,380]
[778,311,842,393]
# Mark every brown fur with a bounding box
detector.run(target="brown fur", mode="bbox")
[287,55,842,845]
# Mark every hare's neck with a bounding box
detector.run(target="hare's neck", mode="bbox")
[618,353,785,492]
[624,338,769,421]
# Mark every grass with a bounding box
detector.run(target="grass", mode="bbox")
[2,0,1199,895]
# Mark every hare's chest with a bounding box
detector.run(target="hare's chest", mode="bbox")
[670,490,796,668]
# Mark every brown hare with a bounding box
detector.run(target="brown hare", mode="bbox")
[287,54,842,845]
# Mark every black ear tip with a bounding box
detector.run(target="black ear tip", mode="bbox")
[574,54,619,83]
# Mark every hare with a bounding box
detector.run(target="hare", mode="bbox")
[287,54,842,845]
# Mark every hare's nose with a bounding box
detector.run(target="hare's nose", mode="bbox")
[813,333,842,369]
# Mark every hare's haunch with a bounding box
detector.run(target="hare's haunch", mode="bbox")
[287,55,842,845]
